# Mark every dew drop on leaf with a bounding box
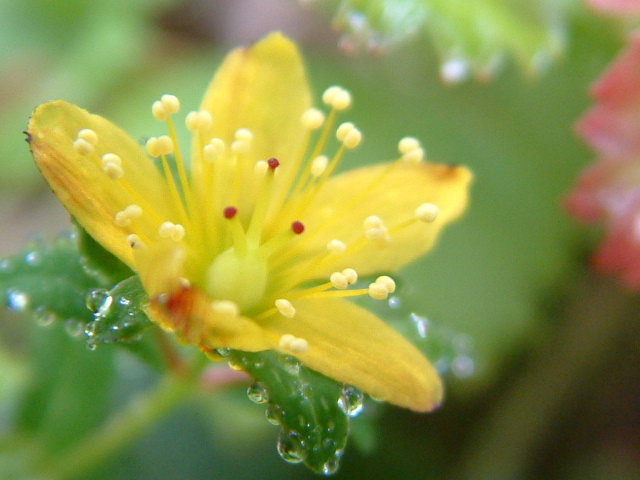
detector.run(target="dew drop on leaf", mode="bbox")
[277,430,306,464]
[247,381,269,404]
[6,289,29,311]
[338,385,364,417]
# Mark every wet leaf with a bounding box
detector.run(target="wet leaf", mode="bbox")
[228,349,351,475]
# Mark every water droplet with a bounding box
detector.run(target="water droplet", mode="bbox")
[277,430,306,464]
[215,347,230,357]
[451,355,475,379]
[34,306,56,327]
[64,318,84,337]
[452,333,474,354]
[265,404,282,425]
[0,259,14,273]
[338,385,364,417]
[388,295,401,309]
[24,251,42,267]
[86,289,112,316]
[410,313,430,339]
[6,289,29,311]
[247,381,269,404]
[282,355,301,376]
[322,458,341,476]
[440,57,470,84]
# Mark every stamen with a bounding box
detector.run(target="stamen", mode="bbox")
[342,268,358,284]
[231,128,253,153]
[126,234,146,249]
[185,110,213,131]
[101,153,122,167]
[254,160,268,176]
[73,138,94,156]
[275,299,296,318]
[211,300,240,321]
[103,161,123,180]
[415,203,440,223]
[368,276,396,300]
[311,155,329,177]
[331,89,352,110]
[322,86,343,106]
[301,108,325,130]
[327,239,347,254]
[279,334,309,354]
[146,136,174,157]
[204,138,225,162]
[161,94,180,115]
[114,204,143,227]
[267,157,280,170]
[77,129,98,145]
[398,137,424,163]
[336,122,354,142]
[330,272,349,290]
[159,222,185,241]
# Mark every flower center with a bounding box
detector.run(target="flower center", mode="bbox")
[206,247,268,312]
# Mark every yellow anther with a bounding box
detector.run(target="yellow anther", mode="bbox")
[327,239,347,254]
[331,89,352,110]
[279,334,309,354]
[368,282,390,300]
[311,155,329,177]
[365,226,389,241]
[415,203,440,222]
[161,94,180,115]
[126,234,145,249]
[211,300,240,321]
[376,275,396,293]
[186,110,213,131]
[254,160,269,176]
[73,138,94,156]
[103,161,123,180]
[342,127,362,149]
[115,204,142,227]
[363,215,384,230]
[232,128,253,153]
[322,85,343,106]
[78,129,98,145]
[336,122,355,142]
[402,147,424,164]
[398,137,421,154]
[301,108,325,130]
[203,138,225,162]
[330,272,349,290]
[101,153,122,167]
[152,100,168,121]
[342,268,358,285]
[159,222,185,241]
[275,299,296,318]
[146,136,174,157]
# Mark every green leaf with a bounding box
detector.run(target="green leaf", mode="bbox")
[313,0,573,80]
[227,350,352,475]
[0,231,108,324]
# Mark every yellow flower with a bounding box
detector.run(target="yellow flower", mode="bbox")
[27,33,471,412]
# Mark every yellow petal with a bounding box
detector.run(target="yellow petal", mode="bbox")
[28,100,178,268]
[194,32,312,215]
[149,286,273,353]
[276,161,472,279]
[262,297,443,412]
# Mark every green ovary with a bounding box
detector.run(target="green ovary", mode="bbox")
[206,247,268,312]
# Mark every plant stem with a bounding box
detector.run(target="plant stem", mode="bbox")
[34,371,199,480]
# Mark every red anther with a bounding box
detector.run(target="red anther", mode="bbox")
[291,221,305,234]
[267,157,280,170]
[223,206,238,219]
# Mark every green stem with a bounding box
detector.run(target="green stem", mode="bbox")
[34,371,199,480]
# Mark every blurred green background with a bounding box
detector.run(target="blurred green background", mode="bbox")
[1,0,639,479]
